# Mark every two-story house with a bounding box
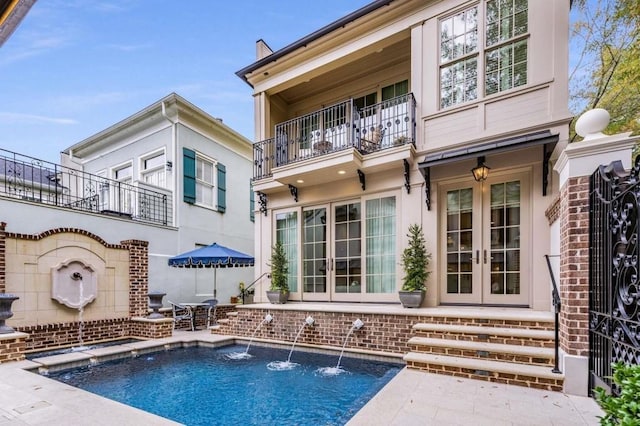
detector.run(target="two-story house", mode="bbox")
[238,0,570,310]
[60,93,255,303]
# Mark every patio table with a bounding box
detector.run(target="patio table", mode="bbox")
[179,302,209,330]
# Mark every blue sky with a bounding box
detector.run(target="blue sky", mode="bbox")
[0,0,370,163]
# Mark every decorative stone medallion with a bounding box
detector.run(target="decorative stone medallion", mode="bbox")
[51,259,98,309]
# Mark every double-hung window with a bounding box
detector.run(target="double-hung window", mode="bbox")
[183,148,226,211]
[439,0,528,109]
[484,0,528,95]
[439,6,479,108]
[196,154,216,208]
[141,151,166,188]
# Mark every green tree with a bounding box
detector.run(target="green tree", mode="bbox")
[570,0,640,140]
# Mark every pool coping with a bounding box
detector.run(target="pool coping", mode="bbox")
[26,331,404,374]
[1,330,602,425]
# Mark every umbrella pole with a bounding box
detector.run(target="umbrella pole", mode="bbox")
[213,268,217,301]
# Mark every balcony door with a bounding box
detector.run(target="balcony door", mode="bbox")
[440,171,530,306]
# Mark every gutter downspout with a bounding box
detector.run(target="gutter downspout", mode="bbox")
[162,101,178,228]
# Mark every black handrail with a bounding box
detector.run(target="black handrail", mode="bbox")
[240,272,271,304]
[545,254,562,374]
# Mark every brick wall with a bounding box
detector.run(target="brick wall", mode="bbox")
[129,319,173,339]
[0,334,26,362]
[121,239,149,318]
[19,318,129,351]
[558,176,590,356]
[216,308,553,355]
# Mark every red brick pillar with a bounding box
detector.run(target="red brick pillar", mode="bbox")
[0,222,6,293]
[558,177,590,356]
[121,239,149,317]
[554,130,636,395]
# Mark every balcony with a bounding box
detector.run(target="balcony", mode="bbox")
[253,93,416,181]
[0,149,170,226]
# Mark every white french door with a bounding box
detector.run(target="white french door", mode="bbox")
[301,201,364,301]
[440,171,530,305]
[293,195,396,302]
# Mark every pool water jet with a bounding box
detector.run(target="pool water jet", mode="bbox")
[317,318,364,376]
[267,315,314,370]
[226,313,273,360]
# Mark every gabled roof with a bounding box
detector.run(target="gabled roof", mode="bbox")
[63,93,252,160]
[235,0,394,86]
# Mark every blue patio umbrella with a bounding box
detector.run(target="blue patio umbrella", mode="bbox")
[168,242,254,300]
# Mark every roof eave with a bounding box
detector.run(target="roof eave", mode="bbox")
[235,0,395,87]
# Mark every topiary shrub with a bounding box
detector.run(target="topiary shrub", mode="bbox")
[401,224,431,292]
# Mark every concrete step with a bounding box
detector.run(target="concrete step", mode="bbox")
[408,336,555,366]
[412,323,555,347]
[404,352,563,391]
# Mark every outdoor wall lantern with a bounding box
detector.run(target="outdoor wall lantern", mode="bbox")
[471,156,490,182]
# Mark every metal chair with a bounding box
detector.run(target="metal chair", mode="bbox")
[202,299,218,328]
[168,301,194,331]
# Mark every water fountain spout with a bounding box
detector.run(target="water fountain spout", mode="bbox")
[316,318,364,376]
[74,278,88,351]
[267,316,315,370]
[227,313,274,360]
[244,313,274,354]
[352,318,364,330]
[286,316,314,363]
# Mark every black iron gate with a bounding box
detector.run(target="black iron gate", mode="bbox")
[589,159,640,394]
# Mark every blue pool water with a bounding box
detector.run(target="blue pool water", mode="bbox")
[46,344,401,425]
[26,338,143,359]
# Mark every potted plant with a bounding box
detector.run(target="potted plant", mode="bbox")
[399,224,430,308]
[266,241,289,304]
[238,282,255,304]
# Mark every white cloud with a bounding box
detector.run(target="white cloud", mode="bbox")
[104,43,152,52]
[0,112,77,125]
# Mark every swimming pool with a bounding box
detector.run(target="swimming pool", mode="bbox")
[45,344,402,425]
[25,338,144,360]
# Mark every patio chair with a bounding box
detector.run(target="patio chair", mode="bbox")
[169,301,194,331]
[201,298,218,328]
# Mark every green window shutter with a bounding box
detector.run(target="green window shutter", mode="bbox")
[183,148,196,204]
[250,181,255,222]
[216,163,226,212]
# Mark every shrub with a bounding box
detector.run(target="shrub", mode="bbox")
[595,362,640,425]
[401,224,431,292]
[268,241,289,292]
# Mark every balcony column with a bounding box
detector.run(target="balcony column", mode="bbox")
[254,92,270,141]
[410,21,424,149]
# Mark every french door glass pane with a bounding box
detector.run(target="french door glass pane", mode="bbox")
[490,181,520,295]
[366,197,396,293]
[276,212,298,293]
[447,188,473,294]
[334,203,361,293]
[302,208,326,293]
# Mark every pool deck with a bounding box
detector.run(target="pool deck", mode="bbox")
[0,330,603,425]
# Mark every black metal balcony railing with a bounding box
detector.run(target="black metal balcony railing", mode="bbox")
[253,93,416,180]
[0,149,169,226]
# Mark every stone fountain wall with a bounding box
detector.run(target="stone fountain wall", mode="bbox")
[0,223,157,351]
